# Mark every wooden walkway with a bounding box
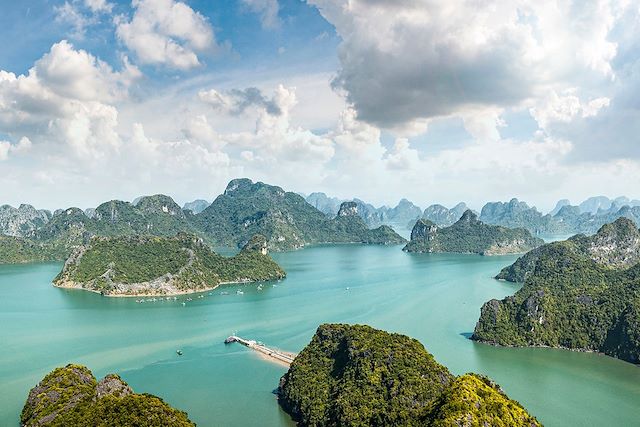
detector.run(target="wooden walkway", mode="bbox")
[225,335,296,366]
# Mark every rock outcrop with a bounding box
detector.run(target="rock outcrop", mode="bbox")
[21,364,194,426]
[474,218,640,364]
[278,324,541,427]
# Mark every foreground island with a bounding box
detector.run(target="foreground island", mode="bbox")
[278,324,541,426]
[54,233,285,296]
[473,217,640,364]
[21,364,194,426]
[403,210,544,255]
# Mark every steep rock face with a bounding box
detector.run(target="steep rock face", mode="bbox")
[278,324,540,427]
[53,233,285,296]
[549,199,570,216]
[474,218,640,364]
[0,204,51,237]
[21,364,194,426]
[404,210,543,255]
[410,218,438,241]
[337,201,358,217]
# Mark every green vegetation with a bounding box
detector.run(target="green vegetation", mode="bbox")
[278,324,541,427]
[0,236,67,264]
[474,218,640,364]
[21,364,194,427]
[54,233,285,296]
[193,179,406,251]
[428,374,540,427]
[1,180,407,263]
[404,210,543,255]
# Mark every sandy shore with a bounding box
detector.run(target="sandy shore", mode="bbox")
[53,279,259,298]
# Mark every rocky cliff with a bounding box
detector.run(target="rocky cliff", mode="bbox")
[474,217,640,364]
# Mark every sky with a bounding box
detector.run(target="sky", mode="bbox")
[1,0,639,212]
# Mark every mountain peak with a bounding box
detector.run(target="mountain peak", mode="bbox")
[337,201,358,217]
[458,209,479,223]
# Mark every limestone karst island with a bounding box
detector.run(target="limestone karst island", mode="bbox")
[2,1,639,426]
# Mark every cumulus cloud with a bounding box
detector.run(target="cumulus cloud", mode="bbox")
[0,40,140,163]
[115,0,217,69]
[309,0,628,129]
[240,0,281,29]
[0,137,32,161]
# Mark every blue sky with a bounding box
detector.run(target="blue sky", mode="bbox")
[1,0,639,212]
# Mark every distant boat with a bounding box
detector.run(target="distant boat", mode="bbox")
[257,284,264,291]
[182,302,186,306]
[345,287,350,291]
[176,349,183,356]
[236,290,244,295]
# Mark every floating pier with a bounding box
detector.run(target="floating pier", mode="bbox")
[225,335,296,366]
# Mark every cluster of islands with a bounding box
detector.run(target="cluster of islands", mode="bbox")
[3,177,640,426]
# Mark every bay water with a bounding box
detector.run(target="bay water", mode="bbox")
[1,244,639,426]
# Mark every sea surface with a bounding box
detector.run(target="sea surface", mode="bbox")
[1,244,639,426]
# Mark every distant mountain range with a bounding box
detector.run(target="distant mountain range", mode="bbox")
[305,192,422,230]
[0,179,406,263]
[413,196,640,236]
[3,185,640,263]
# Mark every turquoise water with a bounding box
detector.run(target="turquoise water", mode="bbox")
[1,245,639,426]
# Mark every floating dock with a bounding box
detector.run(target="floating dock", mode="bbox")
[225,335,296,366]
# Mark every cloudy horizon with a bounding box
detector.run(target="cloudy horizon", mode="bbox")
[2,0,640,212]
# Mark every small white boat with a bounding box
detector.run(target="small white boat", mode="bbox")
[236,290,244,295]
[182,302,186,306]
[257,284,264,291]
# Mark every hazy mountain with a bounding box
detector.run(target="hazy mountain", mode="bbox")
[422,202,470,226]
[183,199,210,214]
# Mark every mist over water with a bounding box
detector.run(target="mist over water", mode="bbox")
[1,245,639,426]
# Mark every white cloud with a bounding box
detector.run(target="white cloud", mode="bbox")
[241,0,281,29]
[115,0,217,70]
[55,2,92,38]
[530,90,611,130]
[0,137,32,161]
[84,0,113,13]
[308,0,629,129]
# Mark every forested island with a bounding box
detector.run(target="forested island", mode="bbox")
[21,364,194,426]
[403,210,543,255]
[53,233,285,296]
[473,217,640,364]
[278,324,541,427]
